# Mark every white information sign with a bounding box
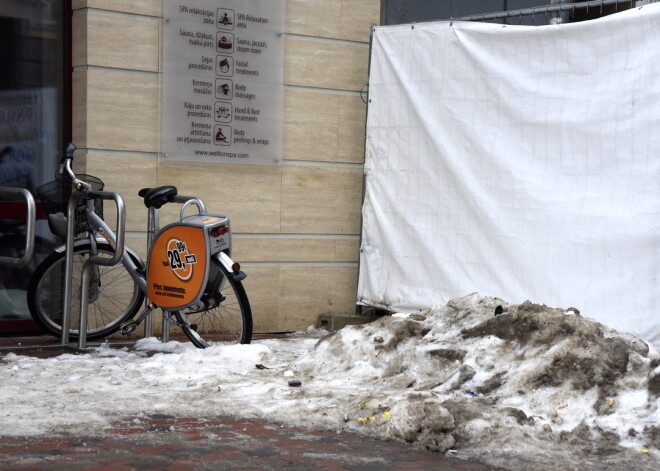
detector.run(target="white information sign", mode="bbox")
[162,0,284,165]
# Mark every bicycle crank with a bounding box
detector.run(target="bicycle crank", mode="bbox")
[119,303,156,335]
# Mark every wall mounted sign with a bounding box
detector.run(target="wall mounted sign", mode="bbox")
[162,0,284,165]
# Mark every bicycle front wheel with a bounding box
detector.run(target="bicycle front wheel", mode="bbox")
[27,242,145,340]
[174,259,252,348]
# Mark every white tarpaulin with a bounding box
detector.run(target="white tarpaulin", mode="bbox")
[358,5,660,345]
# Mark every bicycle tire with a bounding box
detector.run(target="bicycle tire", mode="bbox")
[27,242,145,341]
[174,259,252,348]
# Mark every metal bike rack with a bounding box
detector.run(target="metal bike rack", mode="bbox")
[0,187,36,267]
[61,191,126,348]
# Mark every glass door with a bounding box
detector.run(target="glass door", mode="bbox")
[0,0,67,334]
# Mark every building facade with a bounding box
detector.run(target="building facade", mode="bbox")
[72,0,379,334]
[1,0,379,335]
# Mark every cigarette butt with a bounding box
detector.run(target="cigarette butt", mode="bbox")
[376,350,383,356]
[608,399,614,407]
[557,404,568,409]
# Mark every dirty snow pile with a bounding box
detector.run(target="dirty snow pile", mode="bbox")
[2,293,660,470]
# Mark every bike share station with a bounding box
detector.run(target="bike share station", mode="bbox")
[1,170,246,352]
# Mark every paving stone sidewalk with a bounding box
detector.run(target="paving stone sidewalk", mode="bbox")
[0,336,496,471]
[0,414,494,471]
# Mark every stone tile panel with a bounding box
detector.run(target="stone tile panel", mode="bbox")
[281,164,363,234]
[285,37,369,92]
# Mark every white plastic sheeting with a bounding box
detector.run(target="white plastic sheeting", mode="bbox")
[358,5,660,345]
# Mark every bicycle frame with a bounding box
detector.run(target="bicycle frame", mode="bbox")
[83,203,147,293]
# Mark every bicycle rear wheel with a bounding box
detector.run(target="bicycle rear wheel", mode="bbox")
[27,242,145,340]
[174,259,252,348]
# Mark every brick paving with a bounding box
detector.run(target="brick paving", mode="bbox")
[0,414,495,471]
[0,336,496,471]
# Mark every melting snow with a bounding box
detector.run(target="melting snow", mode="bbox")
[1,293,659,470]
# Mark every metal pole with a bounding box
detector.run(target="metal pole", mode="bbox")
[143,206,159,338]
[60,194,79,345]
[78,262,92,349]
[152,205,170,343]
[161,309,170,343]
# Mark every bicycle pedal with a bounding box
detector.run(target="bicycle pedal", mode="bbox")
[120,321,138,335]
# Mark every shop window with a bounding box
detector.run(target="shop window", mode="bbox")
[0,0,67,334]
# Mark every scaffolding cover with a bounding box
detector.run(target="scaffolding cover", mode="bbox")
[359,5,660,345]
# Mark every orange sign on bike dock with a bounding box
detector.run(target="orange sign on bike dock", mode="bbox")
[148,225,207,309]
[147,214,230,309]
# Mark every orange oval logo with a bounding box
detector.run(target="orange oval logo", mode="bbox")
[166,238,197,281]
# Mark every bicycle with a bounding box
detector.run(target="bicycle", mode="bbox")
[26,143,253,348]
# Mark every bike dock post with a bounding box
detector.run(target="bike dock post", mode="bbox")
[0,187,36,268]
[143,206,159,339]
[60,191,126,348]
[159,195,207,344]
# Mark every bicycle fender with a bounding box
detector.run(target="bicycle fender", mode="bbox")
[216,251,247,281]
[52,238,143,267]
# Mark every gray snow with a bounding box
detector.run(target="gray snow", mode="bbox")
[1,293,659,470]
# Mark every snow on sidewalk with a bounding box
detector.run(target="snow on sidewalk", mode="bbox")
[2,293,659,470]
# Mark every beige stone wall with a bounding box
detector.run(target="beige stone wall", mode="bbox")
[71,0,379,332]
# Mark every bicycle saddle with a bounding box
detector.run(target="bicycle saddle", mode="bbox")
[138,186,178,209]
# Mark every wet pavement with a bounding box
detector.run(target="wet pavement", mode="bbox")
[0,336,496,471]
[0,415,495,471]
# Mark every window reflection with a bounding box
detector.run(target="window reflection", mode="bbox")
[0,0,64,327]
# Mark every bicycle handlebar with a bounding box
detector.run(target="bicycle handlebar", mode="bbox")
[60,142,92,192]
[64,142,76,162]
